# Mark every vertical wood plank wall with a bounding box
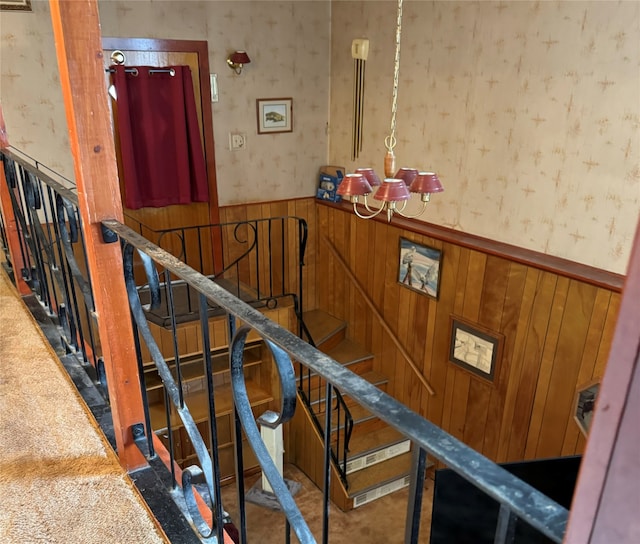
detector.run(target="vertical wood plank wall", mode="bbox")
[223,199,620,463]
[314,204,620,463]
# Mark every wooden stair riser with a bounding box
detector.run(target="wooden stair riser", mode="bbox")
[311,326,346,353]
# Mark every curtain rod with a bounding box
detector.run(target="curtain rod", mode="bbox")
[105,68,176,76]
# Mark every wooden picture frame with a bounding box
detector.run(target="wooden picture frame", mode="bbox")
[574,380,600,437]
[449,317,504,383]
[256,98,293,134]
[1,0,31,10]
[398,237,442,299]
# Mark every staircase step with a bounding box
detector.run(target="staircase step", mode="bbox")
[306,370,388,406]
[299,338,374,389]
[327,338,374,374]
[348,451,413,503]
[347,425,409,461]
[302,309,346,352]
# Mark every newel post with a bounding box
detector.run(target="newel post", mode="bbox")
[49,0,147,470]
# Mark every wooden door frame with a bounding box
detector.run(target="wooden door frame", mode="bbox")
[102,37,222,268]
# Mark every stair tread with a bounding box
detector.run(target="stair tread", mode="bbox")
[303,309,346,345]
[348,451,413,497]
[348,425,408,458]
[327,338,373,366]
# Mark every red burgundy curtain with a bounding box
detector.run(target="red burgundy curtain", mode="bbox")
[110,65,209,209]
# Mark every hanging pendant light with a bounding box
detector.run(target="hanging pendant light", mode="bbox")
[337,0,444,222]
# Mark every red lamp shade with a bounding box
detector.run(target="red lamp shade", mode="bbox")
[354,168,382,187]
[336,173,372,197]
[373,179,411,202]
[394,167,418,186]
[227,51,251,74]
[229,51,251,65]
[409,172,444,194]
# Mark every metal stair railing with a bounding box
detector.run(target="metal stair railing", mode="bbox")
[104,217,570,544]
[129,216,355,488]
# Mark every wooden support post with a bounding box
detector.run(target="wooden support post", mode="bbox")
[0,164,31,295]
[48,0,147,470]
[564,219,640,543]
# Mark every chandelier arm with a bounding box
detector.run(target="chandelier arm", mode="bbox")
[353,202,386,220]
[362,195,380,213]
[396,201,429,219]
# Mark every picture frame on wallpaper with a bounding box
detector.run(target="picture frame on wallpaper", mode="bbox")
[398,237,442,299]
[0,0,31,10]
[573,380,600,437]
[449,317,503,383]
[256,98,293,134]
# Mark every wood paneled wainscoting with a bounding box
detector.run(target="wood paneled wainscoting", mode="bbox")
[315,202,623,464]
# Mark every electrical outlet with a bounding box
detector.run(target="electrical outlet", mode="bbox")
[229,132,246,150]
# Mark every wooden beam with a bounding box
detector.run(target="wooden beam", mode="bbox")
[48,0,146,470]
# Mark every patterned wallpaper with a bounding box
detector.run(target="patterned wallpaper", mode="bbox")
[330,1,640,274]
[1,0,331,202]
[0,0,73,181]
[1,1,638,273]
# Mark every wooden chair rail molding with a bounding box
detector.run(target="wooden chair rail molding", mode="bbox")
[321,235,436,396]
[319,201,625,293]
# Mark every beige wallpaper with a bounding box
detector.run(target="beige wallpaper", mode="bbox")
[1,1,638,274]
[1,0,330,202]
[0,0,73,181]
[330,1,640,274]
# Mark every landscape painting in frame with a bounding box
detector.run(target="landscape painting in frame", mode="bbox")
[256,98,293,134]
[449,318,503,383]
[398,237,442,299]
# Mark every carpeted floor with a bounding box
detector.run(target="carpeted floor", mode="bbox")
[0,270,168,544]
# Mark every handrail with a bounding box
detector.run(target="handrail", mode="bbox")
[104,218,569,543]
[321,235,436,396]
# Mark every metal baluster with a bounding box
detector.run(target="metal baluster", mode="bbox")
[494,504,517,544]
[404,446,428,544]
[200,293,225,543]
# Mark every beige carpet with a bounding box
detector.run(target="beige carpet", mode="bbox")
[222,464,434,543]
[0,270,168,543]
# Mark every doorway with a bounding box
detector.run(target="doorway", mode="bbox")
[102,37,222,272]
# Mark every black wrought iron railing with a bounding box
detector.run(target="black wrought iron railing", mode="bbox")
[0,149,100,368]
[104,218,569,543]
[1,147,570,543]
[127,216,355,488]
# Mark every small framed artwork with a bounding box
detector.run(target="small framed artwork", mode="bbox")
[574,380,600,437]
[398,237,442,299]
[449,318,504,383]
[256,98,293,134]
[1,0,31,10]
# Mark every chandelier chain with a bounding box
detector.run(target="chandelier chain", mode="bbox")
[385,0,403,153]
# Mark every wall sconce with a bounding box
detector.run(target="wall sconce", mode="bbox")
[227,51,251,75]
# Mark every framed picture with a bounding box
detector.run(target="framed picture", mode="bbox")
[1,0,31,10]
[449,318,504,382]
[256,98,293,134]
[398,237,442,299]
[574,380,600,437]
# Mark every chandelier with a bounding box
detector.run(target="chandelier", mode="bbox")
[337,0,444,222]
